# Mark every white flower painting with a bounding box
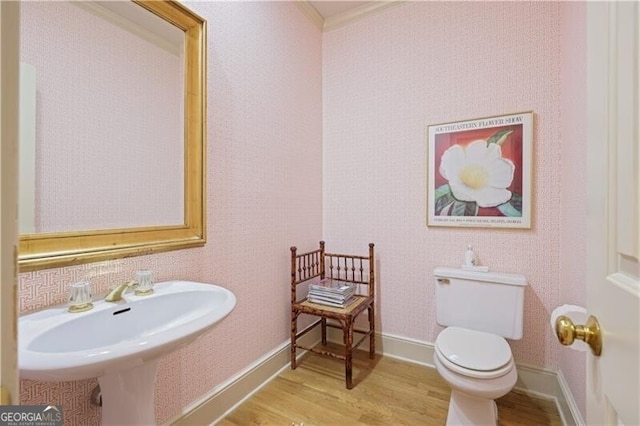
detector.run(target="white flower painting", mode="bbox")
[427,112,532,228]
[439,140,515,208]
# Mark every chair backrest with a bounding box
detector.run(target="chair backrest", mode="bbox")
[290,241,375,301]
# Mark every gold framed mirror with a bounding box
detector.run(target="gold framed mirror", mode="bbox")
[18,1,206,272]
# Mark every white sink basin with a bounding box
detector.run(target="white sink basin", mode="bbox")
[19,280,236,382]
[19,280,236,425]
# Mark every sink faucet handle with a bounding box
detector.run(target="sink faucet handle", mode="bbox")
[135,269,154,296]
[68,281,93,313]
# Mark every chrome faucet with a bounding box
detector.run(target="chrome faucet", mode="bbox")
[104,280,137,302]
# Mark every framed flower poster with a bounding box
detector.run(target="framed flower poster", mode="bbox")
[427,111,533,229]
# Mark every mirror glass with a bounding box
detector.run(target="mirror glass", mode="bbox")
[18,1,206,271]
[19,1,185,234]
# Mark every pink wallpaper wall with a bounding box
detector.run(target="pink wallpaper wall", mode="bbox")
[20,2,184,233]
[18,1,323,425]
[17,1,588,423]
[322,1,563,368]
[559,1,587,419]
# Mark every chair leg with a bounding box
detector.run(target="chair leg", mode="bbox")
[344,318,354,389]
[321,317,327,346]
[291,310,298,370]
[368,305,375,359]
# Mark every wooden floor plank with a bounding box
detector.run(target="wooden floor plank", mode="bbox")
[220,345,563,425]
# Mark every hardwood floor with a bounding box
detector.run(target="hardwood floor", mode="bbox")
[219,345,563,426]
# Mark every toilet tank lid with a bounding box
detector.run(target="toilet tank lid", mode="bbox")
[434,267,527,286]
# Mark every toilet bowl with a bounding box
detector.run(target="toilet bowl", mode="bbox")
[432,267,527,425]
[434,327,518,425]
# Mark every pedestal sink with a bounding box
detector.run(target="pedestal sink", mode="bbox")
[19,281,236,425]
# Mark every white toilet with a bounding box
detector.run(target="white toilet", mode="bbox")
[433,267,527,425]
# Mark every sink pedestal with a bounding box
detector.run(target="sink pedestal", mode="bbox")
[98,360,159,426]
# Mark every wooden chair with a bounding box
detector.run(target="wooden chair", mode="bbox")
[290,241,375,389]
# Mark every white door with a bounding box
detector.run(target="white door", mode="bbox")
[0,0,21,406]
[586,2,639,425]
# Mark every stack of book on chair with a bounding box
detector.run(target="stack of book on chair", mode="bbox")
[307,279,356,308]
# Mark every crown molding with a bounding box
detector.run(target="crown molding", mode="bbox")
[323,1,404,32]
[294,1,324,31]
[295,1,404,33]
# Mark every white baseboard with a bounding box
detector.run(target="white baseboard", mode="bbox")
[556,369,586,426]
[169,329,582,426]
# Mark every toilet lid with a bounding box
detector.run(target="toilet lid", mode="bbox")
[435,327,512,371]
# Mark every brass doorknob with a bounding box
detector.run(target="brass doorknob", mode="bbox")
[555,315,602,356]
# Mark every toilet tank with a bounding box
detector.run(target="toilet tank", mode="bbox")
[434,267,527,340]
